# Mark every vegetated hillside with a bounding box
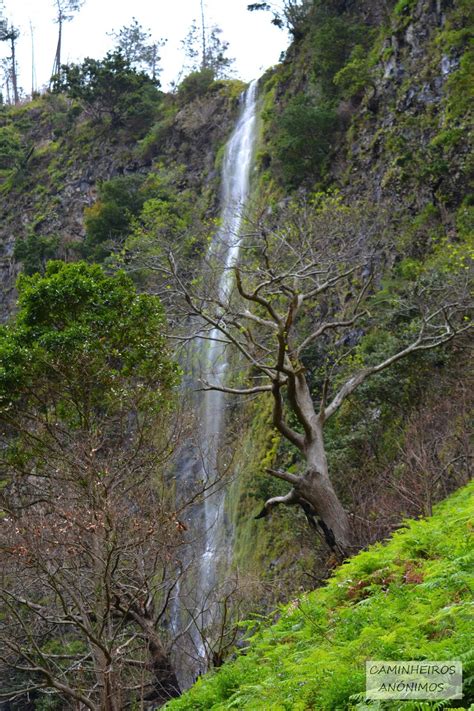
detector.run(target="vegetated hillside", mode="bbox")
[0,72,244,319]
[220,0,472,596]
[0,0,471,701]
[166,481,474,710]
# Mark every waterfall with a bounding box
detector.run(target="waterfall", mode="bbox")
[171,80,258,683]
[200,78,258,590]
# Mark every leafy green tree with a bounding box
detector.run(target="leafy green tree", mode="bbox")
[57,51,161,132]
[0,260,179,427]
[83,174,148,261]
[0,262,182,708]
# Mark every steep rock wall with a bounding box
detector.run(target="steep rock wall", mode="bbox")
[222,0,472,599]
[0,82,243,321]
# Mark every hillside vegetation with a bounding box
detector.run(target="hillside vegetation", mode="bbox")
[166,481,474,710]
[0,0,472,705]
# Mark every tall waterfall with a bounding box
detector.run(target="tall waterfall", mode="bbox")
[172,80,258,682]
[200,78,258,589]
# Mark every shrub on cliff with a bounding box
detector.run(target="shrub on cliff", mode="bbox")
[56,50,162,133]
[177,68,217,103]
[83,174,148,261]
[0,125,24,171]
[274,96,337,186]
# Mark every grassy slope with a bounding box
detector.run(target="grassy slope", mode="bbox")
[167,482,473,710]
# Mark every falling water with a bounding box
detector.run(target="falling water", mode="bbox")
[199,79,258,589]
[171,81,258,682]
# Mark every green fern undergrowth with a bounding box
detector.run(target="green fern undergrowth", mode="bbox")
[166,482,474,710]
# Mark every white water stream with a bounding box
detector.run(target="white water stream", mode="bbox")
[199,79,258,589]
[171,81,258,681]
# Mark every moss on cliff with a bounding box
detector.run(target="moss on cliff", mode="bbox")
[226,397,320,599]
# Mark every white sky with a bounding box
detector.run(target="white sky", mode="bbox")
[1,0,288,94]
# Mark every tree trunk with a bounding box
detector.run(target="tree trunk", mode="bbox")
[95,649,121,711]
[269,383,352,555]
[10,32,19,104]
[144,627,181,705]
[300,420,351,555]
[296,467,351,555]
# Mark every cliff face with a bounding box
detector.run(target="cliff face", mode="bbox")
[340,0,471,215]
[223,0,472,596]
[0,81,243,320]
[259,0,471,213]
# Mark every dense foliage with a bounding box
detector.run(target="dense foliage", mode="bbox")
[273,97,337,186]
[0,124,24,170]
[83,174,148,260]
[0,260,178,410]
[56,50,162,132]
[177,67,217,103]
[0,262,182,707]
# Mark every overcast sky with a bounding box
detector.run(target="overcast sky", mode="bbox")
[1,0,288,95]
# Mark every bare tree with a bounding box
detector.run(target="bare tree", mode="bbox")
[147,196,471,556]
[1,451,184,708]
[389,388,472,518]
[51,0,84,85]
[0,23,20,104]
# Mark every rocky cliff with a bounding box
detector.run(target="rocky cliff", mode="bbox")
[0,80,244,319]
[221,0,472,600]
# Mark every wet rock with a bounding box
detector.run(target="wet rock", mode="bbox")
[441,54,459,76]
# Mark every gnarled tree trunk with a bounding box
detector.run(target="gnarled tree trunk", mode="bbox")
[296,467,351,553]
[263,373,352,555]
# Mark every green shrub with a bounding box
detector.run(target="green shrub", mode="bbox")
[57,51,162,133]
[456,198,474,240]
[177,68,216,103]
[0,125,23,170]
[137,112,176,161]
[310,14,370,97]
[14,233,60,275]
[274,96,337,187]
[334,45,372,97]
[83,174,147,260]
[394,0,417,16]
